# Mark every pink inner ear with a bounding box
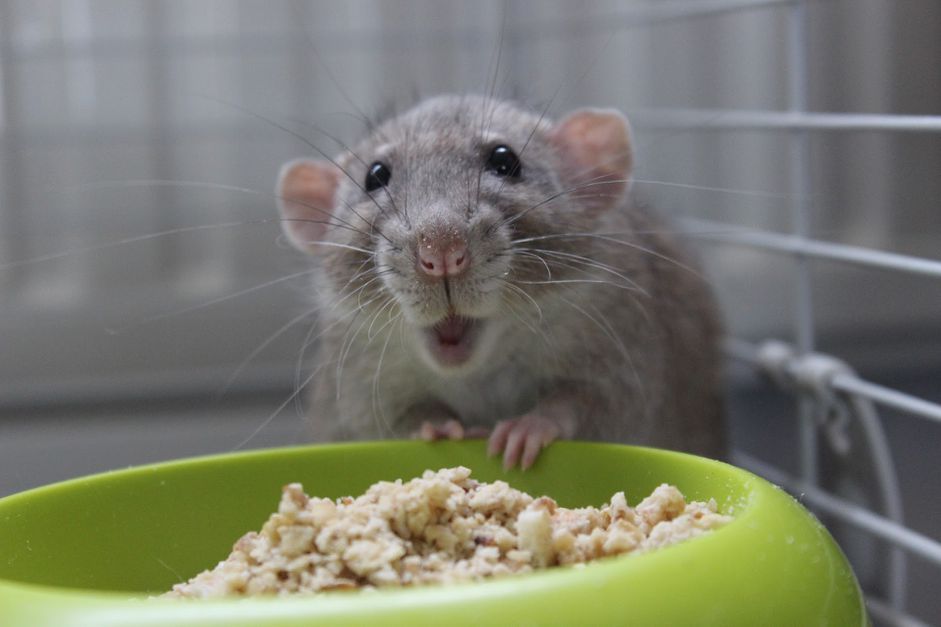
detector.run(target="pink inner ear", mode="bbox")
[550,109,633,212]
[276,159,340,253]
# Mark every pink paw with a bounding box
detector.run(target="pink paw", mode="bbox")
[415,419,489,441]
[487,414,562,470]
[415,418,465,441]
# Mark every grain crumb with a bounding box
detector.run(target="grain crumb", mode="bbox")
[164,468,730,598]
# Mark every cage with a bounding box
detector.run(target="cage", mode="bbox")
[0,1,938,624]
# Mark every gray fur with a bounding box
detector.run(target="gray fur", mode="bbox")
[294,95,724,458]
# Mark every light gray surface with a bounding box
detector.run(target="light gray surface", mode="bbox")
[0,392,305,497]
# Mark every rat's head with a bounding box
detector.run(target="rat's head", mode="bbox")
[276,95,633,374]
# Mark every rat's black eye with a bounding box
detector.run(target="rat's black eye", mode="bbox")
[365,161,391,192]
[486,145,522,178]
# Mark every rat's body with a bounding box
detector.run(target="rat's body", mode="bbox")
[278,95,723,467]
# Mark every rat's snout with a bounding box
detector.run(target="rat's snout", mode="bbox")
[416,229,469,279]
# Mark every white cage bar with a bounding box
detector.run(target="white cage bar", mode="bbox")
[621,0,941,623]
[0,1,936,623]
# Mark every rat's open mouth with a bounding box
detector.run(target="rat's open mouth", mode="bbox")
[423,313,481,367]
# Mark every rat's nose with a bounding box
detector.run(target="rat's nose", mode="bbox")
[417,234,469,279]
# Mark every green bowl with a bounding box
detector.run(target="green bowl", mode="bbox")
[0,441,865,626]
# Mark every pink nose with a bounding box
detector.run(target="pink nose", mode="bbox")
[417,237,469,278]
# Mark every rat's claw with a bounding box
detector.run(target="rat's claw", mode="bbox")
[416,419,465,441]
[489,414,562,470]
[521,431,546,470]
[487,420,514,457]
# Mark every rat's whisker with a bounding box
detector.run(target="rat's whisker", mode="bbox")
[501,280,544,324]
[512,247,646,295]
[330,256,377,302]
[288,4,383,138]
[512,255,599,284]
[293,316,322,419]
[513,250,553,280]
[517,278,642,290]
[329,310,365,402]
[514,247,626,278]
[330,316,365,402]
[0,220,259,271]
[335,294,393,396]
[218,305,320,399]
[556,294,646,414]
[232,358,329,451]
[75,178,377,241]
[370,313,399,437]
[396,308,409,348]
[512,232,705,282]
[106,267,321,335]
[353,274,390,311]
[498,178,633,230]
[287,115,405,220]
[367,295,400,342]
[198,94,396,245]
[492,16,619,205]
[286,238,376,257]
[498,288,547,345]
[631,178,791,200]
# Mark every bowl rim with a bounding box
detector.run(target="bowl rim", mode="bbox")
[0,441,867,627]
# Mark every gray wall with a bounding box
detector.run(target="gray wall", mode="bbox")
[0,1,939,622]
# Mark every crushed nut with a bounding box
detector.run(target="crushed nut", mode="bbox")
[164,468,730,598]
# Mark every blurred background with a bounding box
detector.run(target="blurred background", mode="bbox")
[0,1,939,623]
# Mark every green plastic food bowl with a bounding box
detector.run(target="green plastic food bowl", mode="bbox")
[0,440,865,626]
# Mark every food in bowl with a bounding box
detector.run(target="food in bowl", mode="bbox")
[165,467,730,598]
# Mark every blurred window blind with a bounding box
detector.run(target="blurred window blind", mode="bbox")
[0,1,504,405]
[1,0,939,406]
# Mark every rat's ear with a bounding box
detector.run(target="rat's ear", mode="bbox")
[276,158,341,254]
[550,108,633,213]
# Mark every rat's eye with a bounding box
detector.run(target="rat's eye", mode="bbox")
[486,145,522,178]
[365,161,391,192]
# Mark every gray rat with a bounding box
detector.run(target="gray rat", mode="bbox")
[276,94,723,469]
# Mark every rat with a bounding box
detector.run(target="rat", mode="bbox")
[275,94,723,469]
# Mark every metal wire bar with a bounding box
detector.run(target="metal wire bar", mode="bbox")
[508,0,799,37]
[728,334,908,607]
[630,108,941,133]
[734,452,941,566]
[832,375,941,425]
[681,217,941,279]
[726,337,941,426]
[847,392,908,610]
[1,0,799,62]
[866,598,932,627]
[786,0,820,509]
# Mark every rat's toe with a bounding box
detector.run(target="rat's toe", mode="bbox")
[415,418,465,441]
[442,418,465,440]
[417,421,437,441]
[521,431,547,470]
[496,414,562,470]
[488,420,514,457]
[502,428,526,470]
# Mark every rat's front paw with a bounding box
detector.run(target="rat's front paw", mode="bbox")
[414,419,490,441]
[415,418,465,441]
[488,414,563,470]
